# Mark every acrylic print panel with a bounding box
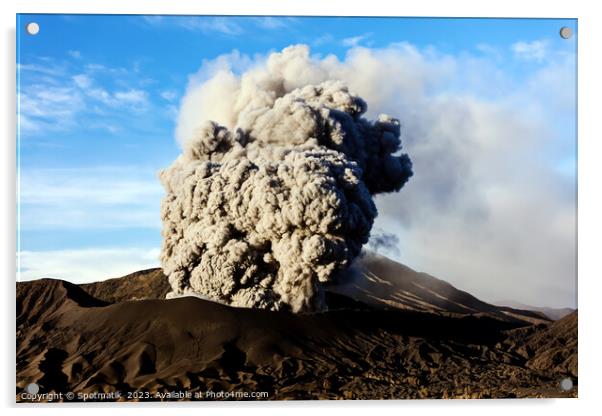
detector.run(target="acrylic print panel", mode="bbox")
[16,14,577,402]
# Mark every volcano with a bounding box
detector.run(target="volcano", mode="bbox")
[16,253,577,401]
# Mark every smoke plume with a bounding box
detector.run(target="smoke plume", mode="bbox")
[160,45,412,312]
[367,229,401,257]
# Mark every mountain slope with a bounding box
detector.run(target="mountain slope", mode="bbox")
[328,252,550,325]
[80,268,170,304]
[16,277,577,401]
[76,252,549,325]
[495,300,575,321]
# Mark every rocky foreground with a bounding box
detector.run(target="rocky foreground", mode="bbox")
[16,258,577,401]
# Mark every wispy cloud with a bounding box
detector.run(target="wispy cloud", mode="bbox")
[511,40,549,62]
[17,63,65,77]
[252,16,298,30]
[142,15,301,37]
[18,84,82,132]
[18,247,160,283]
[84,63,129,75]
[475,43,502,61]
[160,89,178,101]
[68,50,82,59]
[342,33,372,47]
[310,33,334,47]
[72,75,149,110]
[182,17,243,35]
[114,89,149,106]
[143,15,243,36]
[19,167,163,230]
[72,73,92,88]
[18,54,158,135]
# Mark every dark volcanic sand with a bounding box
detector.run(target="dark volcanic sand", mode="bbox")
[16,261,577,401]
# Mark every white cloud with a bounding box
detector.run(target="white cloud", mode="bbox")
[475,43,502,61]
[341,33,371,47]
[175,43,576,309]
[19,167,163,230]
[18,63,65,77]
[18,84,83,132]
[18,248,160,284]
[72,73,149,109]
[72,74,92,88]
[68,50,82,59]
[88,122,121,134]
[312,33,335,46]
[184,17,243,35]
[511,40,549,62]
[160,89,178,101]
[19,58,155,136]
[165,104,179,121]
[86,86,113,104]
[114,89,148,105]
[143,15,243,35]
[84,63,128,75]
[85,63,107,71]
[253,17,297,30]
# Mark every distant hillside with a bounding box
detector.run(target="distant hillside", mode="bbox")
[495,300,575,321]
[75,252,550,326]
[328,252,550,325]
[80,268,170,303]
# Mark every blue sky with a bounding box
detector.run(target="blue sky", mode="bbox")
[16,15,577,307]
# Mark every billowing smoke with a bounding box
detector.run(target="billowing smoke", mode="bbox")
[367,229,401,257]
[160,45,412,312]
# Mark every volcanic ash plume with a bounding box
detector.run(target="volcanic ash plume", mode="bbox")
[160,46,412,312]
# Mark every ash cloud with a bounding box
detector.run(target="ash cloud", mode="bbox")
[168,42,576,309]
[367,229,401,257]
[160,45,412,312]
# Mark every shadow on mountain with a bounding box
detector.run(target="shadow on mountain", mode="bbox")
[16,254,577,401]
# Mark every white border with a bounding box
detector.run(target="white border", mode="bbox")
[3,0,585,18]
[2,1,601,415]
